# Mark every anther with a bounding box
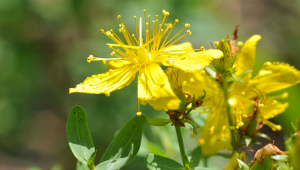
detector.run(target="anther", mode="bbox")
[117,15,121,19]
[100,29,104,33]
[110,51,115,56]
[236,122,244,129]
[102,60,106,65]
[200,46,205,51]
[105,92,110,97]
[187,30,192,35]
[143,9,146,12]
[175,19,179,23]
[87,55,93,63]
[276,125,282,131]
[134,16,136,19]
[182,81,187,86]
[242,91,245,95]
[185,23,190,27]
[109,69,113,75]
[264,61,272,66]
[136,112,142,116]
[189,78,195,83]
[198,138,205,145]
[214,41,219,46]
[282,92,288,99]
[237,41,244,46]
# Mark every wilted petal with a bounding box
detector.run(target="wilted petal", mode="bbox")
[69,64,138,94]
[138,63,181,110]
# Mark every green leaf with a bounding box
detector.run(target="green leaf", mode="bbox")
[145,153,185,170]
[244,136,252,146]
[95,144,133,170]
[258,133,271,141]
[190,146,202,168]
[194,167,212,170]
[146,117,171,126]
[50,164,63,170]
[76,161,89,170]
[67,106,95,165]
[251,154,273,170]
[237,159,249,170]
[272,155,288,162]
[100,115,147,164]
[28,167,42,170]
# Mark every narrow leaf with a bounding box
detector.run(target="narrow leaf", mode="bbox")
[237,159,249,170]
[190,146,202,168]
[194,167,212,170]
[76,161,89,170]
[67,106,95,164]
[100,115,147,164]
[146,117,171,126]
[145,153,185,170]
[95,144,133,170]
[272,155,288,162]
[258,133,271,141]
[251,154,273,170]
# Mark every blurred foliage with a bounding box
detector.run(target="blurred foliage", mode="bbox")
[0,0,300,169]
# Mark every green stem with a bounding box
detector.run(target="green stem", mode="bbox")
[222,73,236,155]
[203,156,208,167]
[181,107,193,120]
[175,126,190,170]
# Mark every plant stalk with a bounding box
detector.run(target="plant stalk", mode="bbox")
[175,126,190,169]
[222,73,236,155]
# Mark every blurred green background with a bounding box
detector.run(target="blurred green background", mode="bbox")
[1,0,300,169]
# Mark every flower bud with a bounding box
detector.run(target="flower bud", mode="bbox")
[212,39,232,73]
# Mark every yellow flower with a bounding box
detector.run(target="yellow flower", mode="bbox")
[171,35,300,155]
[69,10,223,110]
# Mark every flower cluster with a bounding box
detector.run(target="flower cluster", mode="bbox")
[69,9,300,158]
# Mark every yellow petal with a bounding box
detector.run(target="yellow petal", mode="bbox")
[163,42,193,52]
[259,99,288,120]
[163,49,223,72]
[166,68,220,100]
[246,62,300,94]
[69,64,138,94]
[234,35,261,82]
[138,63,181,110]
[224,152,239,170]
[108,60,131,70]
[198,102,231,155]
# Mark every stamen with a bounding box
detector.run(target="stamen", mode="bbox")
[198,138,205,145]
[209,126,215,135]
[87,55,93,63]
[189,78,195,83]
[236,122,244,129]
[237,41,244,46]
[214,41,219,46]
[265,120,282,131]
[200,46,205,51]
